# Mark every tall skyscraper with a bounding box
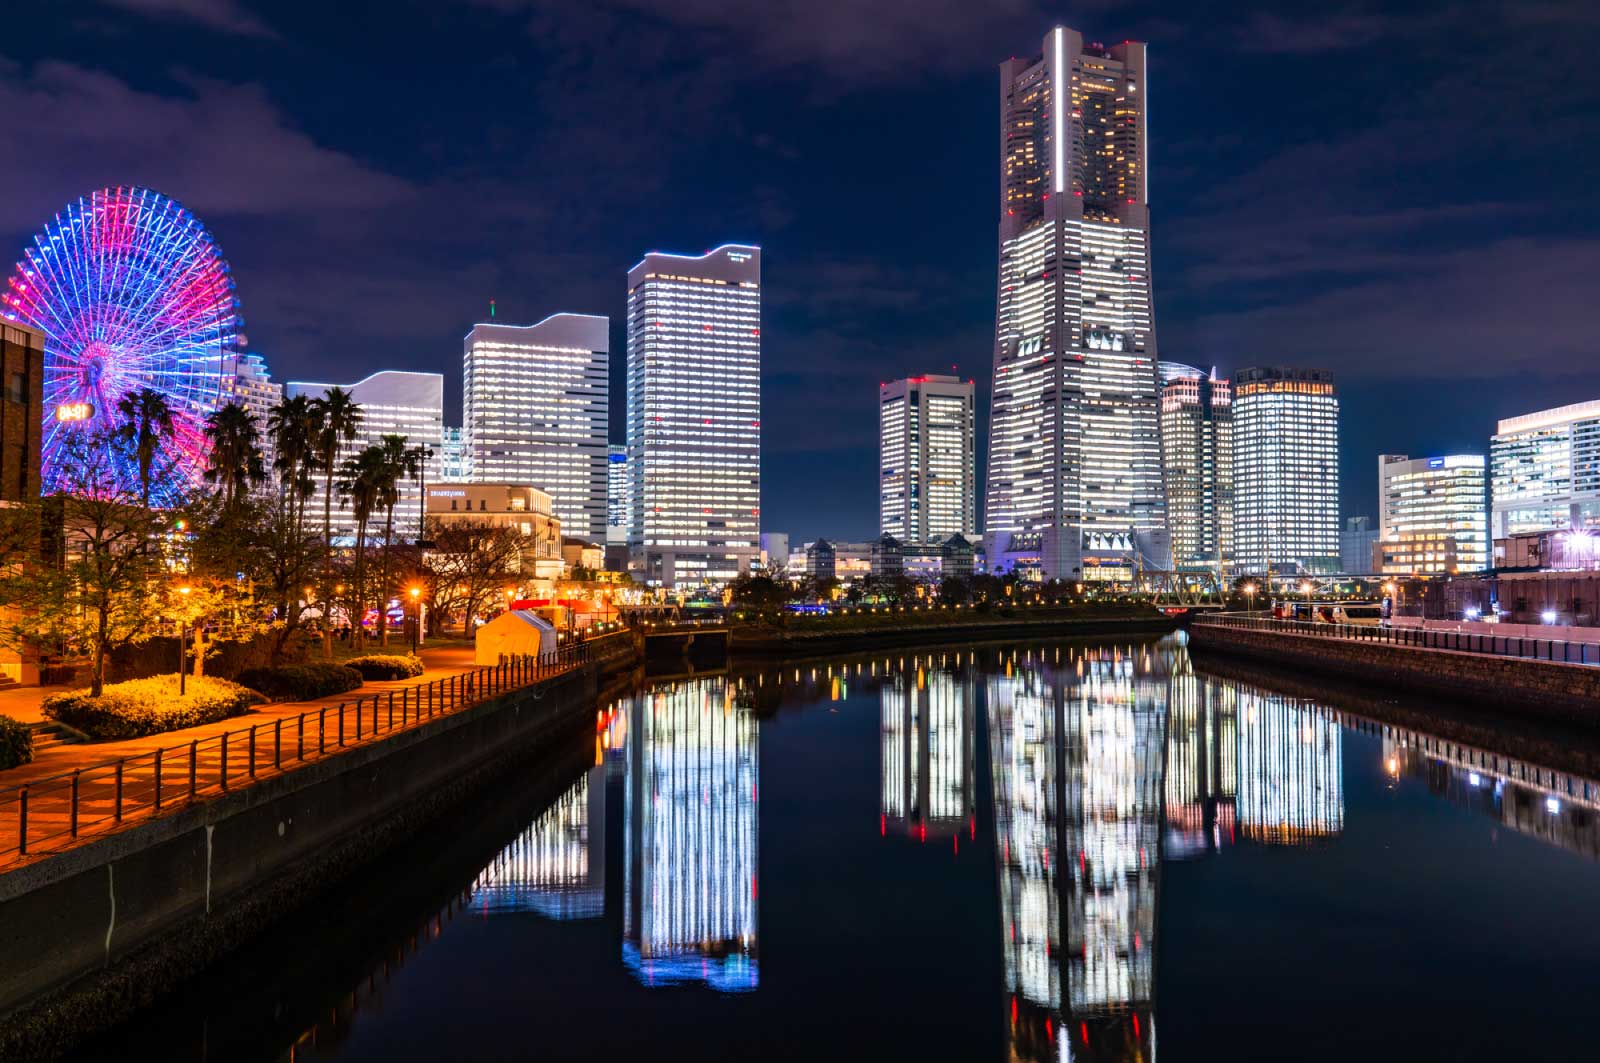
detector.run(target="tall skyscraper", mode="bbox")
[878,374,976,545]
[1377,454,1488,574]
[1232,366,1340,575]
[1159,362,1233,573]
[1489,399,1600,539]
[439,425,468,481]
[607,444,628,547]
[463,314,608,543]
[285,370,444,541]
[985,27,1164,581]
[626,245,761,588]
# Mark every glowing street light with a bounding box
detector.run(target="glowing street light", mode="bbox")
[1243,582,1258,612]
[176,583,192,695]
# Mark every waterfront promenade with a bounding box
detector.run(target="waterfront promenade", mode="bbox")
[0,643,586,871]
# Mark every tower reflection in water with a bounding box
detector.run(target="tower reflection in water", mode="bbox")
[881,664,977,844]
[623,678,760,991]
[986,642,1349,1062]
[470,764,607,918]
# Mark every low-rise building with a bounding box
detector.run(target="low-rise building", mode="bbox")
[425,482,563,581]
[1377,454,1488,574]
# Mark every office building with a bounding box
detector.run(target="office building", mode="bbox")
[440,425,468,482]
[879,375,976,544]
[285,370,444,542]
[1159,363,1232,572]
[0,322,43,504]
[1340,516,1378,574]
[464,314,609,544]
[1232,367,1339,575]
[626,245,761,587]
[606,444,628,546]
[984,27,1165,581]
[1377,454,1488,574]
[1490,399,1600,539]
[759,531,789,571]
[219,352,282,433]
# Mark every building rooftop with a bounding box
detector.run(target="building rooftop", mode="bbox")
[1495,398,1600,436]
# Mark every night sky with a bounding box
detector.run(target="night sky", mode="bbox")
[5,0,1599,542]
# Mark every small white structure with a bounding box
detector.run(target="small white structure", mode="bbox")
[475,609,557,666]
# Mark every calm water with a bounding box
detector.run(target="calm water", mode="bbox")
[74,636,1600,1062]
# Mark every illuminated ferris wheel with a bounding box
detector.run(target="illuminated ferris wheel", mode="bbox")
[2,186,240,503]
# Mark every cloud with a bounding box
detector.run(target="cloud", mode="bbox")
[98,0,278,38]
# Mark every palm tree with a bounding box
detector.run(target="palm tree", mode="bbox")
[309,389,362,657]
[202,402,265,511]
[373,434,419,647]
[115,387,174,507]
[338,445,388,652]
[267,395,317,530]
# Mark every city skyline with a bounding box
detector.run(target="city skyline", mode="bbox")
[6,2,1597,542]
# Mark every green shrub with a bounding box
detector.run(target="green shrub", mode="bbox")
[42,676,256,739]
[0,715,32,769]
[344,654,424,680]
[237,663,363,702]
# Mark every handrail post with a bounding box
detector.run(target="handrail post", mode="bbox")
[189,740,198,799]
[220,732,229,790]
[389,690,395,730]
[338,703,346,747]
[275,719,282,770]
[154,749,163,811]
[17,787,26,856]
[249,725,257,779]
[356,699,363,741]
[69,770,80,837]
[114,761,124,823]
[319,708,326,755]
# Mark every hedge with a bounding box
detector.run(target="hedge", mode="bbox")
[238,662,363,702]
[42,676,256,740]
[344,654,424,680]
[0,715,32,769]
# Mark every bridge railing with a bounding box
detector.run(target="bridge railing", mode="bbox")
[0,632,631,870]
[1194,611,1600,667]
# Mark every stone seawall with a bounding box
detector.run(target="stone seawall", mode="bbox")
[0,640,638,1062]
[731,615,1178,657]
[1189,623,1600,727]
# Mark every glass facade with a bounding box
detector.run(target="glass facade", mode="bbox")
[1490,400,1600,538]
[1159,363,1233,572]
[878,375,975,544]
[1377,454,1488,574]
[1232,367,1340,575]
[463,314,609,544]
[626,245,761,588]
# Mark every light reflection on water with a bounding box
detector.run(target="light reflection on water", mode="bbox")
[76,635,1600,1063]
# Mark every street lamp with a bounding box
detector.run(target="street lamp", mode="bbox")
[177,584,192,695]
[1300,580,1313,614]
[1243,582,1257,613]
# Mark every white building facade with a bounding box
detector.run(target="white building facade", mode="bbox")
[626,245,761,588]
[984,27,1166,581]
[1231,367,1340,575]
[463,314,610,544]
[284,370,444,542]
[1490,399,1600,539]
[1159,363,1233,573]
[879,375,976,545]
[1377,454,1488,575]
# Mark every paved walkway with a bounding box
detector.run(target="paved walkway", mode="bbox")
[0,643,567,869]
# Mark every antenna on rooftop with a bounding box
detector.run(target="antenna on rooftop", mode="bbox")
[489,298,496,320]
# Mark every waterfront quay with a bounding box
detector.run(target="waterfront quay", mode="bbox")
[1191,612,1600,722]
[0,632,638,1061]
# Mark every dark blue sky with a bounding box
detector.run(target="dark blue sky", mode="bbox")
[5,0,1599,541]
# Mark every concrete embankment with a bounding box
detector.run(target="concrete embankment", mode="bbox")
[1189,622,1600,727]
[0,636,639,1062]
[729,614,1178,658]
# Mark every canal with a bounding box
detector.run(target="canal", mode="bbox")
[70,635,1600,1061]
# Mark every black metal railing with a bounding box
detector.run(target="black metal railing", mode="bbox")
[0,630,631,869]
[1195,612,1600,667]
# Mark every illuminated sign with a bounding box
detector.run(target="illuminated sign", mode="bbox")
[428,489,467,498]
[1428,457,1445,469]
[55,402,94,422]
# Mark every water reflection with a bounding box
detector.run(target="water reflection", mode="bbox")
[989,644,1163,1063]
[881,666,977,842]
[623,678,760,991]
[471,766,606,919]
